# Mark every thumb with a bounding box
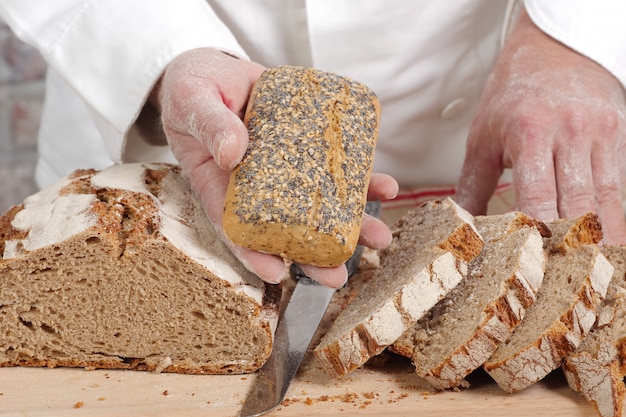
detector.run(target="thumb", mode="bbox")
[163,86,250,171]
[192,103,249,170]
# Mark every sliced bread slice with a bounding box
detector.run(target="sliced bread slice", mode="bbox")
[389,212,548,390]
[562,245,626,417]
[483,214,613,393]
[0,163,280,374]
[313,197,484,378]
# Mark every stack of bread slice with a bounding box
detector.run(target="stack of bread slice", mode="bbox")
[315,199,619,417]
[562,245,626,417]
[389,211,549,389]
[314,197,484,377]
[483,214,612,392]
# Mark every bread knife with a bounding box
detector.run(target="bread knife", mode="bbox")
[238,201,380,417]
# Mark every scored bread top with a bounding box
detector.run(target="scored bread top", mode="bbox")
[223,65,380,267]
[3,163,265,304]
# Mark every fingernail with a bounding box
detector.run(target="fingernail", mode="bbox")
[243,259,287,284]
[215,130,240,170]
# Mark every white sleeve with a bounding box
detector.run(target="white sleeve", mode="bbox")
[0,0,248,162]
[524,0,626,87]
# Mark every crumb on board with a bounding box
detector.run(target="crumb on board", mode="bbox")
[73,401,84,409]
[279,389,414,411]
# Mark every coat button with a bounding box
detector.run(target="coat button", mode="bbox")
[440,97,468,119]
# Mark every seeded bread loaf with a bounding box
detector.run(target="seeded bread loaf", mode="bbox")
[390,212,548,390]
[0,163,280,374]
[223,65,380,267]
[483,214,613,393]
[313,197,484,378]
[562,246,626,417]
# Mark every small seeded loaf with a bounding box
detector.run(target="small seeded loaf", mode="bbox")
[313,197,484,378]
[0,163,280,374]
[223,65,380,267]
[562,245,626,417]
[483,214,613,393]
[390,212,548,390]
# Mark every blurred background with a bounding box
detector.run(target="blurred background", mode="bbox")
[0,22,46,214]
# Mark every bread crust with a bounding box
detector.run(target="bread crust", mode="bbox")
[223,65,380,267]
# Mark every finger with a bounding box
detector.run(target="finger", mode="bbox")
[591,140,626,244]
[297,264,348,289]
[595,192,626,245]
[358,214,392,249]
[553,138,596,219]
[511,145,559,222]
[226,243,288,284]
[455,127,503,215]
[367,173,399,201]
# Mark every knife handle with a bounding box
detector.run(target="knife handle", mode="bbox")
[290,201,381,282]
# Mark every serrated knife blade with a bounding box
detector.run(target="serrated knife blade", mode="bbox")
[238,202,379,417]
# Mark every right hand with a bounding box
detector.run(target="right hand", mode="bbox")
[151,48,397,287]
[455,10,626,244]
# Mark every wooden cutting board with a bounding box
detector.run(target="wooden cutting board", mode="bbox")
[0,252,608,417]
[0,353,600,416]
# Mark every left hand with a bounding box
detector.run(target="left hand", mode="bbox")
[150,48,397,288]
[455,9,626,244]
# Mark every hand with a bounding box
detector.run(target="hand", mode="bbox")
[455,10,626,244]
[151,48,398,287]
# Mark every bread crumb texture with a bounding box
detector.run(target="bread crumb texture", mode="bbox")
[223,65,380,267]
[0,162,280,374]
[313,197,483,378]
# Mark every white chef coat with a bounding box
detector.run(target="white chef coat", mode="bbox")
[1,0,626,189]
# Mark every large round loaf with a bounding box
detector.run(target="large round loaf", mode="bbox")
[223,65,380,267]
[0,163,280,374]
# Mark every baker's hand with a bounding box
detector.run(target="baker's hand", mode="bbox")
[150,48,397,287]
[455,10,626,244]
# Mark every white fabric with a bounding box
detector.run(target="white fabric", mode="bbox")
[525,0,626,88]
[1,0,625,188]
